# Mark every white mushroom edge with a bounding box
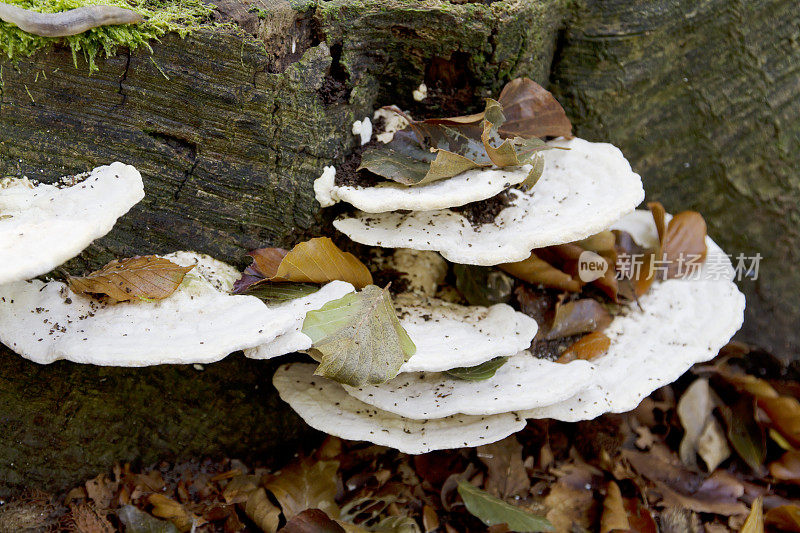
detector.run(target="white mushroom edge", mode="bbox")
[334,138,645,265]
[0,251,299,366]
[273,362,527,454]
[0,162,145,285]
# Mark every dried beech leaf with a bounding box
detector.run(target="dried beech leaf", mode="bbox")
[758,395,800,448]
[766,505,800,532]
[496,78,573,139]
[68,256,194,303]
[500,253,581,292]
[740,497,764,533]
[677,378,714,469]
[663,211,708,278]
[769,450,800,484]
[244,282,321,303]
[519,154,545,192]
[599,481,629,533]
[148,494,203,532]
[546,299,612,340]
[556,331,610,364]
[697,417,730,472]
[302,285,416,386]
[264,458,340,520]
[446,357,509,381]
[720,397,766,471]
[457,481,553,532]
[236,238,372,293]
[281,509,345,533]
[477,436,531,499]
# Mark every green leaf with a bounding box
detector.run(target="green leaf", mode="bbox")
[453,264,513,306]
[446,357,509,381]
[519,154,545,192]
[302,285,416,386]
[117,505,180,533]
[244,282,320,303]
[457,481,553,532]
[721,396,767,471]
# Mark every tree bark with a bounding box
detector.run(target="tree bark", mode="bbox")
[0,0,566,492]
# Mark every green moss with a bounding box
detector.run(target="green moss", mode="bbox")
[0,0,216,73]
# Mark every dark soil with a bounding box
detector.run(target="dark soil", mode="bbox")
[450,189,515,226]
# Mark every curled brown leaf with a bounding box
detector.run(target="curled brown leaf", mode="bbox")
[557,331,611,364]
[496,78,573,139]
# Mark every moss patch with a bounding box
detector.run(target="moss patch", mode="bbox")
[0,0,216,73]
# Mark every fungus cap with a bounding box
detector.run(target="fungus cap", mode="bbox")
[333,138,645,265]
[0,162,144,284]
[396,293,538,373]
[313,164,532,213]
[244,280,356,359]
[520,210,745,421]
[273,362,526,454]
[0,252,297,366]
[344,350,595,419]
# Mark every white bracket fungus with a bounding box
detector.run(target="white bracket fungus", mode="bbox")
[0,162,145,284]
[344,350,595,419]
[395,293,538,373]
[519,210,745,421]
[273,362,526,454]
[412,83,428,102]
[313,163,533,213]
[351,117,373,146]
[373,108,409,144]
[333,138,645,266]
[0,252,299,366]
[244,280,356,359]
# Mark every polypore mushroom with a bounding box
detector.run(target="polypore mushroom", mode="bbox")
[244,280,355,359]
[343,350,595,419]
[520,210,745,421]
[0,162,144,284]
[314,163,535,212]
[333,138,645,265]
[273,362,526,454]
[394,293,538,373]
[0,251,306,366]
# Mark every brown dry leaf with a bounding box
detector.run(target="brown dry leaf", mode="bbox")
[648,202,708,279]
[697,417,731,472]
[500,253,581,292]
[496,78,573,139]
[544,462,599,532]
[84,473,118,510]
[758,395,800,448]
[281,509,346,532]
[556,332,610,364]
[765,505,800,532]
[422,505,439,532]
[546,299,612,340]
[600,481,629,533]
[69,256,194,302]
[677,378,714,469]
[149,493,204,532]
[236,238,373,293]
[769,450,800,484]
[740,497,764,533]
[264,458,340,520]
[223,475,280,533]
[476,436,531,499]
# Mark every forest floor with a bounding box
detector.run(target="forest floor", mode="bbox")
[1,342,798,533]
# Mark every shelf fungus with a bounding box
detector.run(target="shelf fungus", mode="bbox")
[0,162,144,284]
[0,252,330,366]
[273,363,527,454]
[333,138,644,265]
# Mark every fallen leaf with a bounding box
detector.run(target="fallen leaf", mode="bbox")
[697,417,731,472]
[243,283,321,303]
[769,450,800,484]
[545,299,612,340]
[235,237,373,293]
[457,481,553,532]
[85,473,118,510]
[499,253,581,293]
[302,285,416,386]
[543,462,598,532]
[264,458,340,520]
[740,497,764,533]
[223,475,281,533]
[599,481,629,533]
[422,505,439,532]
[446,357,509,381]
[453,264,514,306]
[496,78,573,140]
[677,378,715,469]
[663,211,708,279]
[556,331,610,364]
[69,256,194,302]
[477,436,531,499]
[280,509,345,533]
[765,505,800,532]
[757,395,800,448]
[117,505,179,533]
[148,494,203,532]
[720,397,767,471]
